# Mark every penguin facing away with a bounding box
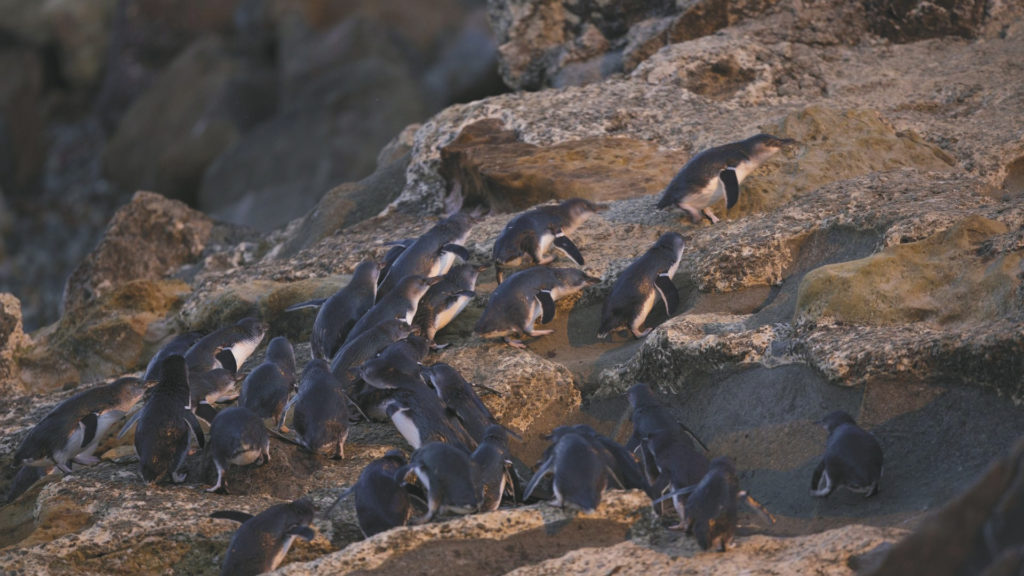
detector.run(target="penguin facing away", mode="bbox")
[810,410,883,498]
[239,336,297,428]
[210,498,316,576]
[656,134,796,224]
[523,431,619,512]
[398,441,482,524]
[205,406,271,494]
[598,232,685,339]
[327,449,412,538]
[287,359,350,458]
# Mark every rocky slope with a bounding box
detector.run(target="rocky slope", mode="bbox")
[2,0,1024,574]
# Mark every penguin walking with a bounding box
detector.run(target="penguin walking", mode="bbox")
[205,406,270,494]
[627,383,709,528]
[377,213,472,299]
[327,450,412,538]
[413,263,484,345]
[210,498,316,576]
[14,377,146,474]
[471,425,516,512]
[285,359,350,458]
[143,332,202,381]
[598,232,685,339]
[122,355,206,483]
[810,410,883,498]
[656,134,796,224]
[351,335,430,420]
[420,362,498,444]
[492,198,607,283]
[383,384,477,451]
[523,430,619,512]
[653,457,740,551]
[345,275,441,344]
[285,259,381,360]
[329,319,415,383]
[184,317,267,375]
[189,368,240,423]
[239,336,297,429]
[474,266,599,348]
[546,424,654,498]
[398,442,482,524]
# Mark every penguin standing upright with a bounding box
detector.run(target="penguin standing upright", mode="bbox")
[810,410,883,498]
[327,450,412,538]
[286,359,350,458]
[598,232,685,339]
[285,259,381,359]
[205,406,270,494]
[656,134,796,224]
[377,213,472,298]
[471,425,516,512]
[124,355,206,483]
[239,336,297,428]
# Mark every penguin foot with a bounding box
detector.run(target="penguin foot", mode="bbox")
[667,522,688,531]
[630,327,653,339]
[73,454,101,466]
[55,461,74,475]
[504,338,527,349]
[172,471,187,484]
[702,208,720,224]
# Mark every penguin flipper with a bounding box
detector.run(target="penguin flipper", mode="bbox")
[80,413,99,448]
[285,298,327,312]
[184,411,206,449]
[194,402,218,424]
[536,291,556,324]
[720,168,740,209]
[553,234,585,266]
[117,410,143,439]
[210,510,255,523]
[523,458,555,502]
[650,483,698,506]
[441,244,470,261]
[215,348,238,374]
[810,459,828,494]
[655,274,680,315]
[287,525,316,541]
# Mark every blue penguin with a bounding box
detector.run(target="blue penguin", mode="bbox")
[546,424,654,499]
[329,319,415,383]
[286,359,349,458]
[627,383,710,529]
[656,134,795,224]
[345,275,442,344]
[412,263,484,346]
[205,406,270,494]
[239,336,297,429]
[598,232,686,339]
[492,198,606,283]
[383,385,477,451]
[811,410,883,498]
[523,430,618,512]
[123,355,206,483]
[143,332,202,381]
[653,457,741,551]
[14,377,146,474]
[420,362,498,444]
[379,239,415,286]
[398,442,482,524]
[210,498,316,576]
[474,266,599,348]
[285,259,381,360]
[471,425,516,512]
[184,317,267,374]
[327,449,412,538]
[377,213,473,298]
[189,368,241,423]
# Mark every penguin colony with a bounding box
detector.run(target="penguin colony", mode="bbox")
[7,135,888,572]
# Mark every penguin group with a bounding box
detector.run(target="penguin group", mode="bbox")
[6,133,889,570]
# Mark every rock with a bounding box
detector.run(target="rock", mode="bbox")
[63,191,213,316]
[866,0,988,42]
[439,119,688,212]
[102,36,277,205]
[197,17,428,231]
[0,48,46,197]
[0,293,28,395]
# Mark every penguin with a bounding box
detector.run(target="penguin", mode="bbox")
[239,336,297,429]
[189,368,241,423]
[329,319,415,383]
[379,239,415,286]
[184,317,266,375]
[205,406,271,494]
[345,275,442,344]
[326,449,412,538]
[383,384,477,451]
[210,498,316,576]
[598,232,685,339]
[377,213,473,299]
[471,425,516,512]
[398,442,482,524]
[653,457,740,551]
[351,335,430,405]
[810,410,883,498]
[122,355,206,483]
[143,332,202,382]
[14,377,146,474]
[474,266,599,348]
[492,198,607,283]
[412,263,484,346]
[286,359,349,458]
[420,362,498,444]
[546,424,654,499]
[627,383,710,528]
[285,259,381,360]
[523,431,619,512]
[5,464,53,503]
[656,134,796,224]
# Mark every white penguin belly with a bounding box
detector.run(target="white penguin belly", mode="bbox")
[228,448,263,466]
[538,232,555,258]
[433,295,472,333]
[634,291,657,330]
[54,425,87,465]
[390,408,422,449]
[225,336,262,371]
[270,535,297,572]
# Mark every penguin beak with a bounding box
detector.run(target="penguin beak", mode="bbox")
[583,274,601,284]
[594,203,611,212]
[425,276,444,286]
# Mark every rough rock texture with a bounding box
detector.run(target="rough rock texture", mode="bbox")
[0,293,28,396]
[2,1,1024,575]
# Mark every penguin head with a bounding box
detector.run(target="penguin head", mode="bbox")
[818,410,857,434]
[480,425,510,448]
[551,268,600,292]
[562,198,608,223]
[745,133,798,156]
[626,382,657,409]
[352,258,383,286]
[655,232,686,257]
[265,336,296,375]
[155,355,191,406]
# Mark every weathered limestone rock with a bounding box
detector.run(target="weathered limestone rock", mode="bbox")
[0,293,28,395]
